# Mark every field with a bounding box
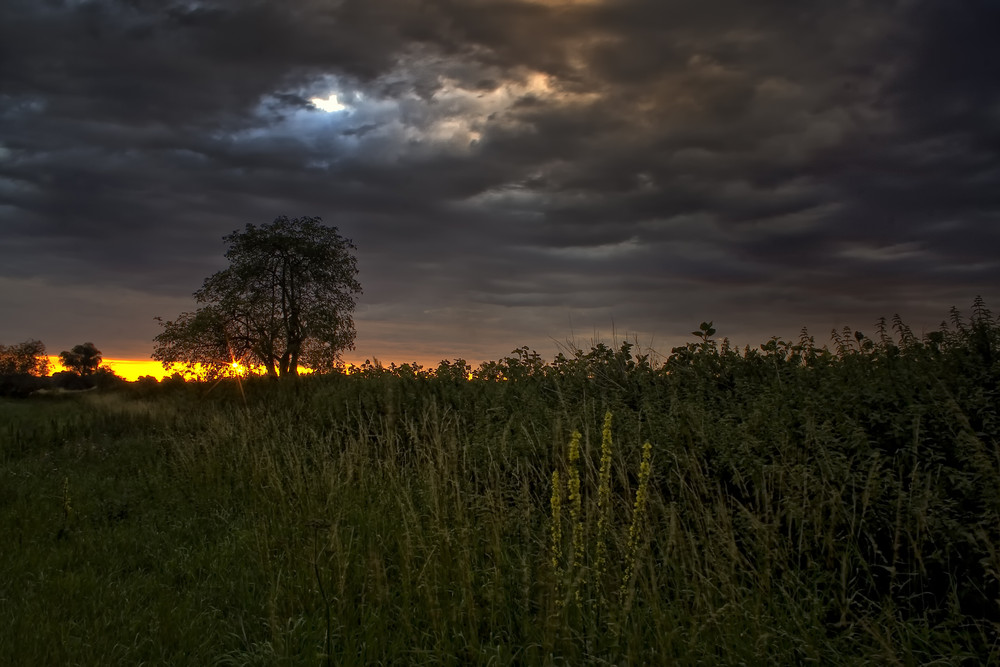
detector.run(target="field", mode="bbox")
[2,305,999,664]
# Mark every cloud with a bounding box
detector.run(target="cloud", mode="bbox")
[0,0,997,362]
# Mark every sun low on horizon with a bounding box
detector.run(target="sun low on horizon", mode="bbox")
[45,356,180,382]
[44,356,262,382]
[43,356,357,381]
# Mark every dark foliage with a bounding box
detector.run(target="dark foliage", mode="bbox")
[0,339,50,376]
[59,342,102,376]
[152,216,361,379]
[0,374,50,398]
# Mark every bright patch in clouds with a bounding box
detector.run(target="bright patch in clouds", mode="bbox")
[243,68,601,163]
[311,93,347,112]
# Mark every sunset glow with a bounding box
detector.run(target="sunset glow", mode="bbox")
[46,356,182,381]
[43,356,330,381]
[45,356,248,381]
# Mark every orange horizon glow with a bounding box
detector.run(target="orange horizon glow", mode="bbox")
[43,355,482,382]
[44,356,344,382]
[46,356,189,382]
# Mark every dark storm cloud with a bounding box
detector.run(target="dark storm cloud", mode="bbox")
[1,0,997,363]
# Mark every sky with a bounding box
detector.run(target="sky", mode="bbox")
[2,0,999,376]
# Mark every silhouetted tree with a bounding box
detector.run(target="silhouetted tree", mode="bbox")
[60,342,102,376]
[153,216,361,379]
[0,339,50,376]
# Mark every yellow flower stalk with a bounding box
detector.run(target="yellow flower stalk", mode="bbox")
[567,431,584,572]
[595,411,614,578]
[620,441,653,603]
[550,469,563,573]
[549,416,656,616]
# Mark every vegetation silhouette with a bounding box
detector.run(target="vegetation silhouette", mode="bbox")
[152,216,361,379]
[0,339,49,376]
[59,342,102,376]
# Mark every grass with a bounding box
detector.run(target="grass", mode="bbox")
[2,301,999,664]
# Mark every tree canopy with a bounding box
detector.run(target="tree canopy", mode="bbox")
[59,342,102,376]
[0,339,50,376]
[152,216,361,378]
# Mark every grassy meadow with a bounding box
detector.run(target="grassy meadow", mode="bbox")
[2,303,999,664]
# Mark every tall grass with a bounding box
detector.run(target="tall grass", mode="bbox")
[1,300,998,664]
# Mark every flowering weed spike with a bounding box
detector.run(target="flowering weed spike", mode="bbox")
[621,441,653,606]
[596,412,614,579]
[568,430,581,463]
[567,431,584,573]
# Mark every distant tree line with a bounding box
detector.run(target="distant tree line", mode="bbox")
[0,340,123,397]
